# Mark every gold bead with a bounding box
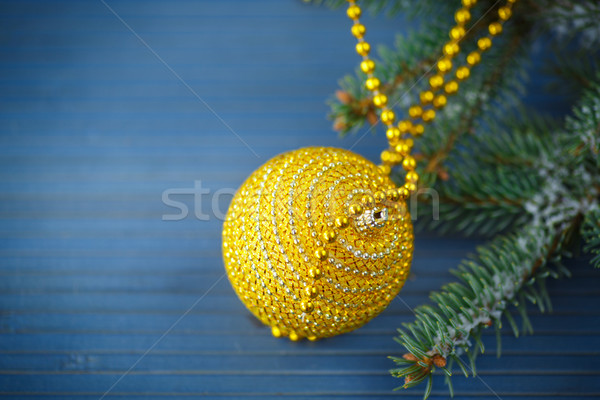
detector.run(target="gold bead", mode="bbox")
[271,326,282,338]
[380,109,395,124]
[429,74,444,89]
[307,336,318,341]
[374,191,386,203]
[322,230,337,243]
[422,109,436,122]
[445,80,459,95]
[348,203,363,216]
[351,23,366,38]
[390,153,402,166]
[455,8,471,25]
[420,90,434,105]
[394,142,410,155]
[356,42,371,56]
[443,41,460,57]
[301,301,314,313]
[498,6,512,20]
[308,268,322,280]
[402,156,416,171]
[433,94,447,108]
[390,151,402,163]
[405,137,414,148]
[488,22,503,36]
[289,331,300,341]
[347,4,362,19]
[365,76,380,91]
[305,286,318,298]
[380,150,391,163]
[315,247,328,261]
[408,105,423,119]
[462,0,477,7]
[477,37,492,51]
[450,26,466,40]
[404,181,417,193]
[386,188,399,202]
[411,124,425,136]
[372,93,388,107]
[335,216,349,228]
[386,127,401,142]
[378,163,391,175]
[406,171,419,183]
[397,186,410,200]
[437,57,452,73]
[466,51,481,65]
[360,194,375,208]
[398,119,412,133]
[360,59,375,74]
[455,65,470,80]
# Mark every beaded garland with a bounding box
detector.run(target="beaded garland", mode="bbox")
[348,0,517,175]
[222,0,516,341]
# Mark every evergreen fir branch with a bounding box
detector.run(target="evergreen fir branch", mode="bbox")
[582,206,600,268]
[391,221,576,398]
[544,51,599,98]
[533,0,600,50]
[564,74,600,166]
[569,78,600,268]
[395,139,594,394]
[473,110,558,165]
[393,76,600,398]
[415,110,557,236]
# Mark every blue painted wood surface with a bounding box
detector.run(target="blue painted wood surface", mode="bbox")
[1,1,598,399]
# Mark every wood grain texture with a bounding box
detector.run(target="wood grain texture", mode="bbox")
[0,0,598,398]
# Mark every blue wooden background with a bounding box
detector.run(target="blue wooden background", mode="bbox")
[1,0,599,399]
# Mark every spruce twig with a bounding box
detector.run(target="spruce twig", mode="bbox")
[582,206,600,268]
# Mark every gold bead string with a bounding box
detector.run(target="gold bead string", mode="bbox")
[346,0,517,194]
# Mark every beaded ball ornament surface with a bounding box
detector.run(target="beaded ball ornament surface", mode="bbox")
[222,147,413,341]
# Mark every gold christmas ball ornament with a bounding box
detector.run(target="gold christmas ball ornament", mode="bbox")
[222,147,414,340]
